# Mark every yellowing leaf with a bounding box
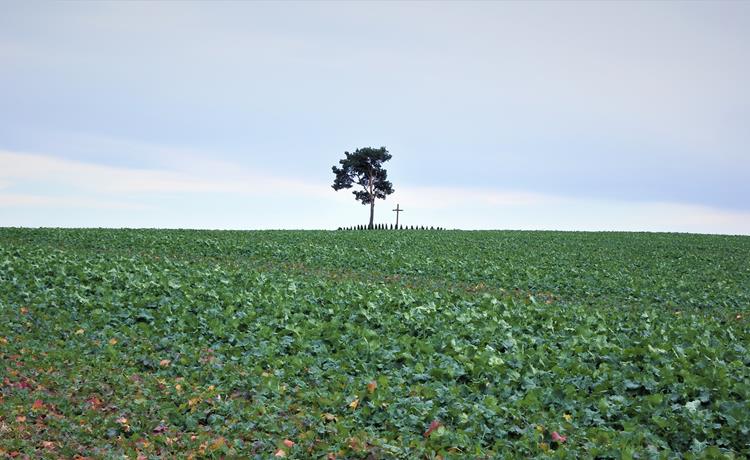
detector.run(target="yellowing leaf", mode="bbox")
[348,398,359,410]
[108,338,118,346]
[75,329,85,335]
[563,413,572,422]
[159,359,171,367]
[348,437,361,451]
[274,449,286,457]
[209,437,226,451]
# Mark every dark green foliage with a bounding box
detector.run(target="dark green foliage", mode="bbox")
[331,147,394,229]
[0,228,748,458]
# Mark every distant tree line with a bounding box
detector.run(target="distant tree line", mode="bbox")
[337,224,445,231]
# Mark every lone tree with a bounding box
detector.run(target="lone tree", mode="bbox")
[332,146,394,229]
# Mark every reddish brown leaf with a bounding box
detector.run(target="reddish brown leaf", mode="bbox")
[86,396,102,410]
[424,419,442,438]
[551,431,567,443]
[153,423,168,434]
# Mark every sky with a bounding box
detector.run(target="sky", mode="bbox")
[1,1,749,234]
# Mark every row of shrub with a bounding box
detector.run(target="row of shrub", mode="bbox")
[337,224,445,230]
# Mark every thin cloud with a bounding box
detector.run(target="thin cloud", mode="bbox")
[0,193,146,209]
[0,149,329,197]
[387,186,561,210]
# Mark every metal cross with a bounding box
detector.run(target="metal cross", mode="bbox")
[393,204,404,228]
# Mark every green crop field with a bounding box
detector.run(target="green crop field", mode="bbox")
[1,228,749,459]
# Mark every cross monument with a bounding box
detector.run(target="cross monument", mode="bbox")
[393,204,404,228]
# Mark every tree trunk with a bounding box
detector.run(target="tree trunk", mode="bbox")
[369,200,375,229]
[367,168,375,229]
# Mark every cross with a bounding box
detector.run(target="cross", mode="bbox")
[393,204,404,228]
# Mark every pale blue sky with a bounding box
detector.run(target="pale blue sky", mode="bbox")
[1,1,749,233]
